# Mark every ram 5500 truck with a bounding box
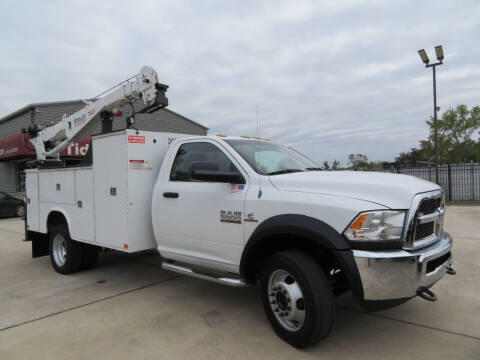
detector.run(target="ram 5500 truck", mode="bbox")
[25,129,454,348]
[23,66,454,348]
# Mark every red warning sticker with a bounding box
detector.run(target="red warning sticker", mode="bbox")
[128,135,145,144]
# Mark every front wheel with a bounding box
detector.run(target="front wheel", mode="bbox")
[260,250,335,348]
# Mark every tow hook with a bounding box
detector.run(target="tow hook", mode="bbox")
[416,287,437,302]
[446,266,456,275]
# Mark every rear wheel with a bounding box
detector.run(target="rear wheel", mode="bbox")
[260,250,335,348]
[49,225,84,274]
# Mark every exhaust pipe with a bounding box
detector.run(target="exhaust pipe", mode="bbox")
[416,287,437,302]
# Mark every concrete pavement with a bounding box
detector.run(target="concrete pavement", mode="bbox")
[0,206,479,359]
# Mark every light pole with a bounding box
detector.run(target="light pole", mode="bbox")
[418,45,444,185]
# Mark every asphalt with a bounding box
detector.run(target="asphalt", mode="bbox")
[0,206,479,359]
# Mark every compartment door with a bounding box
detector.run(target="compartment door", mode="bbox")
[72,169,95,242]
[93,134,129,249]
[25,172,39,232]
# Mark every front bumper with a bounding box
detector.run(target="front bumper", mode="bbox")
[352,231,453,300]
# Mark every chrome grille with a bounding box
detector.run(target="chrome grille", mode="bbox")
[418,197,442,215]
[414,222,435,240]
[404,191,444,249]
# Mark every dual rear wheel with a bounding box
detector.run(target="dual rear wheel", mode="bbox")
[49,225,99,274]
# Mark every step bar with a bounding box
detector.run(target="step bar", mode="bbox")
[161,262,250,288]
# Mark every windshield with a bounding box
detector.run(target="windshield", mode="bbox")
[225,139,320,175]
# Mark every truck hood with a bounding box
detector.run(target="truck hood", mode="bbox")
[269,171,440,209]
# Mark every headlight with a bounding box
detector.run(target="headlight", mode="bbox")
[344,210,406,244]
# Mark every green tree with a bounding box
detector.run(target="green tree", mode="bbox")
[321,160,341,170]
[425,104,480,163]
[396,104,480,164]
[396,147,430,163]
[348,154,368,169]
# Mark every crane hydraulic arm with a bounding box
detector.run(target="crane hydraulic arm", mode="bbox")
[25,66,168,162]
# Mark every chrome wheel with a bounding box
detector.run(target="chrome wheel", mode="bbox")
[52,233,67,267]
[268,269,305,332]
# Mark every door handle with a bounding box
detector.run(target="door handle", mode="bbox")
[163,192,179,198]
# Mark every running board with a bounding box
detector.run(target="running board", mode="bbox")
[161,262,250,288]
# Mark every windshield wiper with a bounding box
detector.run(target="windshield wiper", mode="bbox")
[266,169,304,176]
[306,167,323,171]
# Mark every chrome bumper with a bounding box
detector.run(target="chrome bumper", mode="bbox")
[352,232,453,300]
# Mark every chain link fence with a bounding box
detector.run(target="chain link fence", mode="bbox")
[374,163,480,201]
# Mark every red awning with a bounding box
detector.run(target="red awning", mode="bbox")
[0,132,91,161]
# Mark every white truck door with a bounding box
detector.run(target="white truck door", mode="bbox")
[154,140,248,272]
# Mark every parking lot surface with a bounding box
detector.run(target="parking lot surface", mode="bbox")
[0,206,479,359]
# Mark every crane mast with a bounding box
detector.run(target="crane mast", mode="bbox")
[25,66,168,163]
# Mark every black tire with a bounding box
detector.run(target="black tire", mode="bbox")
[49,225,84,274]
[260,250,335,348]
[81,244,99,270]
[15,205,25,218]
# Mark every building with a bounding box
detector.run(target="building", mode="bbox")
[0,100,208,193]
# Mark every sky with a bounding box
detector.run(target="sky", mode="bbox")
[1,0,479,166]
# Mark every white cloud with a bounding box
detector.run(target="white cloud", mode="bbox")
[0,0,479,164]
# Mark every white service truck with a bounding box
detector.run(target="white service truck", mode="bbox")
[24,66,455,348]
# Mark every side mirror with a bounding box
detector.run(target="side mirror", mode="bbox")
[190,161,245,184]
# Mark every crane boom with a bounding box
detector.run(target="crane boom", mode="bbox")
[26,66,168,162]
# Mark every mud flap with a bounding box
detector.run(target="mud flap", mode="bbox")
[28,231,50,258]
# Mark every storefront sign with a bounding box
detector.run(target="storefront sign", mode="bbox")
[0,132,91,160]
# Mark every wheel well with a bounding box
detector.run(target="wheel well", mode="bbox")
[47,211,67,232]
[243,234,343,285]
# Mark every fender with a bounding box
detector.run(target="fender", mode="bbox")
[44,207,72,234]
[29,208,72,259]
[240,214,364,299]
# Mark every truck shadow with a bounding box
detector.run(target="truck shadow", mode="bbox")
[93,248,384,347]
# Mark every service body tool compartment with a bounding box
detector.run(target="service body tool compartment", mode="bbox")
[73,169,95,241]
[26,166,95,239]
[25,169,39,231]
[25,129,187,252]
[92,129,187,252]
[92,131,129,249]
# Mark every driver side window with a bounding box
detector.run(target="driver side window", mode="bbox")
[170,142,237,182]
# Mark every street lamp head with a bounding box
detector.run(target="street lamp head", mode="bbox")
[418,49,430,65]
[435,45,444,61]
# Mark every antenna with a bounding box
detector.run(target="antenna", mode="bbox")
[256,105,262,199]
[256,105,260,139]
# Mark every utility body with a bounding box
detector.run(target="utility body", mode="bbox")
[24,66,455,348]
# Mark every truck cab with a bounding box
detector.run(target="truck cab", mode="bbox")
[150,134,454,346]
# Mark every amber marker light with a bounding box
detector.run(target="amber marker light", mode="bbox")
[349,214,368,230]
